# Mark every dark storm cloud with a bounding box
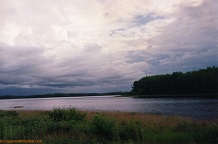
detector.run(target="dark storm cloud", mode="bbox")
[0,44,45,73]
[0,42,135,92]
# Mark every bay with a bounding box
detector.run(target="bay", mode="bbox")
[0,96,217,119]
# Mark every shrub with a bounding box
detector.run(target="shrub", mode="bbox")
[193,126,218,143]
[118,120,143,141]
[20,116,48,138]
[91,114,117,141]
[49,108,86,122]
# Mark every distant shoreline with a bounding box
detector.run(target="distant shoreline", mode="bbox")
[132,93,218,98]
[0,94,120,100]
[0,93,217,100]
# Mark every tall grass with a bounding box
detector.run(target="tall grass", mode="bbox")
[0,109,217,143]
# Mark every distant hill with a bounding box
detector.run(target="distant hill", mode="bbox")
[131,67,218,96]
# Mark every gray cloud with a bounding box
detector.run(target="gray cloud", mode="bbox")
[0,0,217,95]
[140,0,218,73]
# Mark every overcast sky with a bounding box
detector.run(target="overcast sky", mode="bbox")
[0,0,217,95]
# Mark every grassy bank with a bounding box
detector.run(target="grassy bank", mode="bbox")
[0,108,217,144]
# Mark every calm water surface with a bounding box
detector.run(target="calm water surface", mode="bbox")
[0,96,217,119]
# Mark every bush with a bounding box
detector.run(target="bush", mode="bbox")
[91,114,117,141]
[20,116,48,139]
[193,126,218,143]
[118,120,143,141]
[49,108,86,122]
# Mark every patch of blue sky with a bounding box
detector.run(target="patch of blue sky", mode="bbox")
[119,13,164,26]
[130,14,164,27]
[110,14,164,36]
[126,50,170,65]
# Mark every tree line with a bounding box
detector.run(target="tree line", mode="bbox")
[0,92,128,99]
[131,66,218,96]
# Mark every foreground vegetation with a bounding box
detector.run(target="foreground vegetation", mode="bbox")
[0,108,217,143]
[131,66,218,96]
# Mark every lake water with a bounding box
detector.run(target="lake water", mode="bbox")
[0,96,217,119]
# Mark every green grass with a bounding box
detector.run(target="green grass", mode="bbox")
[0,108,217,143]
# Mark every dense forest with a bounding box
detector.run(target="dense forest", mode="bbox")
[131,67,218,96]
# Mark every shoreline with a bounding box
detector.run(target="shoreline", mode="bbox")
[2,109,218,121]
[0,93,217,100]
[0,94,121,100]
[132,93,218,98]
[3,109,218,123]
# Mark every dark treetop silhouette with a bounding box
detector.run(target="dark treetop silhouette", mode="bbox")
[131,67,218,96]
